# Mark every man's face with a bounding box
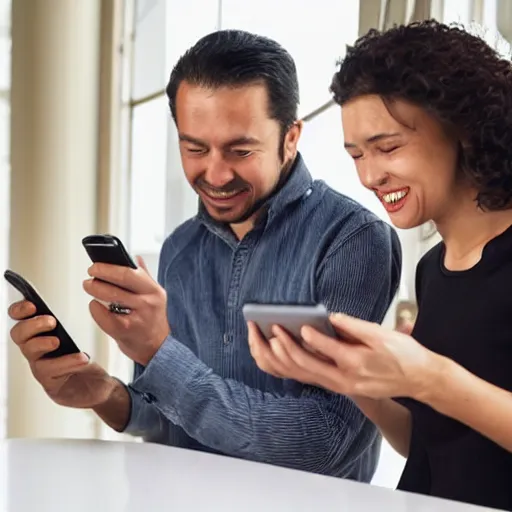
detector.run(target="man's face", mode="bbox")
[175,81,301,225]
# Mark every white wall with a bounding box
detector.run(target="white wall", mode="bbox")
[0,0,10,440]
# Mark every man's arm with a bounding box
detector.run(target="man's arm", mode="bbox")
[121,219,401,477]
[322,218,411,457]
[126,337,376,477]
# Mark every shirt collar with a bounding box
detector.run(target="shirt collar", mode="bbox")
[197,152,313,238]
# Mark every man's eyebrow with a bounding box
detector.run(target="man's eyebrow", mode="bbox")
[344,132,401,148]
[178,134,262,148]
[224,136,261,146]
[178,134,207,146]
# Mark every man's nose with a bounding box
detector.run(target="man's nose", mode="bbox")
[203,153,235,188]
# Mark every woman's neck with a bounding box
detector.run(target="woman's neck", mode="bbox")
[435,191,512,270]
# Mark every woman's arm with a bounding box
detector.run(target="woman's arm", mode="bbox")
[420,357,512,453]
[352,397,411,458]
[250,313,512,457]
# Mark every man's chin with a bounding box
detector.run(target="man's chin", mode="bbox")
[203,204,252,224]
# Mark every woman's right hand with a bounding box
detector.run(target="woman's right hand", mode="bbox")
[8,300,116,408]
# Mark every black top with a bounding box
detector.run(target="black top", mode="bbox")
[396,225,512,510]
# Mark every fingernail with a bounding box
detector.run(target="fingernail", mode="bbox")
[301,326,312,342]
[81,352,90,362]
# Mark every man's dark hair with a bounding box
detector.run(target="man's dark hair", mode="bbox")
[166,29,299,137]
[331,19,512,211]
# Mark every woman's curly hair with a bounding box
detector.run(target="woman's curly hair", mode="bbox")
[331,19,512,210]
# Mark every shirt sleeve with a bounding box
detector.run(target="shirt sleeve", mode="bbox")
[317,219,401,320]
[123,219,401,478]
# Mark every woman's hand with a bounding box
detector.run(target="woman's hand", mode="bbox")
[248,313,444,400]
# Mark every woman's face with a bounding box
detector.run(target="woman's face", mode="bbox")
[342,95,461,229]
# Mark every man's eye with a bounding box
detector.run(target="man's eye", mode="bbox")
[187,147,205,154]
[233,150,252,158]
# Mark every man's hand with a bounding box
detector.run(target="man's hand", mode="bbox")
[83,256,170,366]
[8,300,116,408]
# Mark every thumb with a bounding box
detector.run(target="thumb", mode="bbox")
[135,255,150,274]
[329,313,380,347]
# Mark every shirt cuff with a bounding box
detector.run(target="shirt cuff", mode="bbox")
[128,335,198,424]
[122,384,151,435]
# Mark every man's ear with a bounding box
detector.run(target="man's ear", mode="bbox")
[283,120,303,161]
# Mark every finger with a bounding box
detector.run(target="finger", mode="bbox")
[89,299,131,334]
[8,300,36,320]
[329,313,381,346]
[19,336,60,362]
[88,262,155,294]
[266,336,297,374]
[83,278,138,308]
[272,326,352,394]
[33,352,90,383]
[10,315,56,346]
[136,256,150,275]
[247,322,285,378]
[273,325,339,374]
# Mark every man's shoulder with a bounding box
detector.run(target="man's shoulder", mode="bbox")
[312,181,397,245]
[160,216,203,261]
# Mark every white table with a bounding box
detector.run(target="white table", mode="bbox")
[0,439,499,511]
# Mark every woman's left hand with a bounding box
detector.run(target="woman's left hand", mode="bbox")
[248,313,442,400]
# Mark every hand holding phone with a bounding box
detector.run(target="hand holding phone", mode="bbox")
[4,269,81,358]
[81,234,170,366]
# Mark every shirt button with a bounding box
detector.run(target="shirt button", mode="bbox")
[142,392,156,404]
[223,333,231,345]
[305,188,312,197]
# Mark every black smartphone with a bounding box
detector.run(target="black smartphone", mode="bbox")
[81,234,137,269]
[82,234,137,315]
[3,269,81,358]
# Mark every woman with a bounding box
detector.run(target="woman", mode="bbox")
[247,20,512,510]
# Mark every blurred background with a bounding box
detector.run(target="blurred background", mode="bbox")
[0,0,510,490]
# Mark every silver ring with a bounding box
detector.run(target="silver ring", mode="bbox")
[109,302,132,315]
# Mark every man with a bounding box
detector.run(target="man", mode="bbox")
[8,30,401,481]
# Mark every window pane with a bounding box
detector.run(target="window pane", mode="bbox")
[164,0,220,71]
[132,0,167,100]
[132,0,220,100]
[221,0,360,117]
[129,96,169,256]
[164,119,199,234]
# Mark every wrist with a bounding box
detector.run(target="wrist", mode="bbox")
[411,351,453,405]
[92,377,132,432]
[93,376,123,409]
[139,331,170,366]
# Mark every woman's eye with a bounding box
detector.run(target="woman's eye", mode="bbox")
[379,146,399,154]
